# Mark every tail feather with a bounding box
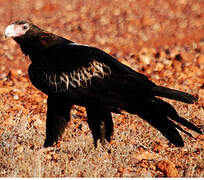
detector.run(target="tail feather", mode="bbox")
[136,99,185,147]
[154,98,202,134]
[152,86,198,104]
[173,123,194,138]
[127,97,202,147]
[151,119,185,147]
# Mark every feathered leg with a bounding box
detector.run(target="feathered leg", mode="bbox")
[44,95,72,147]
[86,106,113,147]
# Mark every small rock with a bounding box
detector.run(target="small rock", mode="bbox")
[140,55,151,65]
[17,69,23,75]
[118,167,125,173]
[139,48,151,65]
[154,62,164,71]
[175,54,182,61]
[157,160,179,177]
[196,55,204,69]
[13,95,19,100]
[165,49,171,55]
[155,52,160,58]
[152,140,167,153]
[131,151,161,161]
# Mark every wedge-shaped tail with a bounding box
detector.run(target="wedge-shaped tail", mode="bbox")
[152,86,198,104]
[133,97,202,147]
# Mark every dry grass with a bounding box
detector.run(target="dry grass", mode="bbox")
[0,0,203,177]
[0,101,203,177]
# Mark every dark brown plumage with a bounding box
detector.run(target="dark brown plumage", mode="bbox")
[5,20,202,147]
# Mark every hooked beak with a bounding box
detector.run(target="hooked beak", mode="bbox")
[5,24,24,38]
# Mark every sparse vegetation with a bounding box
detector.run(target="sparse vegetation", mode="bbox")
[0,0,203,177]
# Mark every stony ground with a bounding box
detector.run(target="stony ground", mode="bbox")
[0,0,203,177]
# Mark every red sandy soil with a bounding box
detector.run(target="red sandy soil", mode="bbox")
[0,0,203,177]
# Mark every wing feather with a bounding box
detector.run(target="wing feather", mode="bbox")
[28,43,154,111]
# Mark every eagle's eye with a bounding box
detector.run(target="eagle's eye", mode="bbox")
[22,25,28,30]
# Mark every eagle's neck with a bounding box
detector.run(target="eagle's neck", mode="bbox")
[14,32,59,56]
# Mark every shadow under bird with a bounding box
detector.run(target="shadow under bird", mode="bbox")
[5,20,202,148]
